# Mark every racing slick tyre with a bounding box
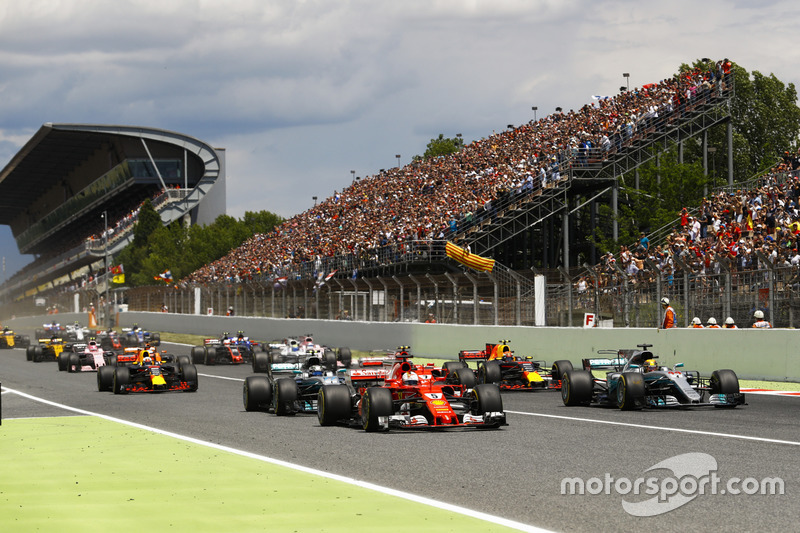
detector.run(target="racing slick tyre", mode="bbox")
[561,370,594,406]
[33,346,44,363]
[361,387,393,432]
[97,366,115,392]
[473,383,503,415]
[551,360,574,383]
[274,378,299,416]
[710,369,740,394]
[67,353,80,373]
[181,364,199,392]
[204,349,217,366]
[317,385,351,426]
[323,349,337,371]
[442,361,468,376]
[243,376,273,411]
[617,372,646,410]
[113,367,130,395]
[105,355,118,367]
[253,352,270,373]
[26,346,34,361]
[57,353,69,371]
[150,332,161,346]
[176,355,190,372]
[451,367,477,389]
[337,347,352,368]
[191,346,206,365]
[478,361,502,384]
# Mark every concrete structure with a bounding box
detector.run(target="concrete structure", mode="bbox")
[0,123,225,300]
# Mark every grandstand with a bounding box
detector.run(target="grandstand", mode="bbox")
[0,124,225,311]
[10,61,777,328]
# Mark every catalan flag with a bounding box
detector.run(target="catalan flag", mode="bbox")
[445,241,495,272]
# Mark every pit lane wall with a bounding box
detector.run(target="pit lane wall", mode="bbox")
[7,312,798,382]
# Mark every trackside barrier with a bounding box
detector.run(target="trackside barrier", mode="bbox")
[6,312,799,383]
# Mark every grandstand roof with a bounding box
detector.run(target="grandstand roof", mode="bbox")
[0,123,224,299]
[0,124,108,225]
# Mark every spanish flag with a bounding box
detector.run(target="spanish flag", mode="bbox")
[746,213,753,231]
[445,241,495,272]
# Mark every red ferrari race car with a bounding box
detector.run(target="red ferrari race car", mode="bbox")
[97,347,196,394]
[316,347,506,431]
[454,340,573,391]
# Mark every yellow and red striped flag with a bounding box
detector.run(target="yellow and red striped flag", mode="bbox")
[445,241,495,272]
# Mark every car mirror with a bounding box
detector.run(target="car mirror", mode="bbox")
[673,363,684,369]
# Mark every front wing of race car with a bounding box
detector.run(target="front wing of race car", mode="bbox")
[113,365,198,394]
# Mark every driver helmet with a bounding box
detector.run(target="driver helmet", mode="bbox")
[402,371,419,386]
[707,317,717,325]
[660,297,670,307]
[692,317,701,325]
[754,310,764,319]
[309,365,324,377]
[644,359,658,372]
[142,351,152,365]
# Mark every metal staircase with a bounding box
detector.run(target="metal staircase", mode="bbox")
[462,81,734,260]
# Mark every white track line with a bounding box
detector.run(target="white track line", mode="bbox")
[506,410,800,447]
[1,386,549,533]
[198,373,243,381]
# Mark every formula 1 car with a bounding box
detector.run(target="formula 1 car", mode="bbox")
[34,323,64,340]
[121,325,161,347]
[260,335,352,370]
[243,351,346,415]
[62,340,116,373]
[315,347,506,431]
[63,322,90,342]
[96,330,123,353]
[560,343,746,410]
[191,332,263,365]
[97,348,197,394]
[26,337,69,364]
[454,340,573,391]
[253,336,348,373]
[0,326,30,349]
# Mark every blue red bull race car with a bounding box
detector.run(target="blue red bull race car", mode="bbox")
[454,340,573,391]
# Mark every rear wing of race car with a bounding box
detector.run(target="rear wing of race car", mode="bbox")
[37,337,64,344]
[458,342,514,362]
[582,346,657,371]
[348,367,387,386]
[203,338,222,346]
[458,349,489,362]
[581,357,628,371]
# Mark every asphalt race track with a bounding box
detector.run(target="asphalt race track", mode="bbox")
[2,339,799,532]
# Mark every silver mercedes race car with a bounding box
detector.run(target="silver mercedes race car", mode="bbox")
[561,343,745,409]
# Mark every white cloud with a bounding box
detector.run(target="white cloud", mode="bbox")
[1,0,800,272]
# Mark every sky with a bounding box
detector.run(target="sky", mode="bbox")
[1,0,799,278]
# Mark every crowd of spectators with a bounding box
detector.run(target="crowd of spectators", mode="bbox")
[592,149,800,294]
[185,61,733,284]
